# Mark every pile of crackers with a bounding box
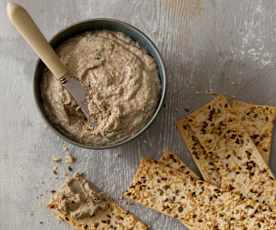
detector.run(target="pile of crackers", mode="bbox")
[49,96,276,229]
[124,96,276,229]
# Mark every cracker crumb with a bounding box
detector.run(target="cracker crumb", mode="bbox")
[52,155,62,163]
[52,166,58,175]
[64,153,76,165]
[63,143,68,151]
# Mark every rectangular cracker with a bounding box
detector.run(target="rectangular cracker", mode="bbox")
[229,98,276,163]
[176,99,276,187]
[177,117,222,185]
[124,159,276,229]
[48,173,147,230]
[180,96,276,208]
[159,151,198,178]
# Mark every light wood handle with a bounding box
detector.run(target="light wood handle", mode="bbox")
[7,2,67,80]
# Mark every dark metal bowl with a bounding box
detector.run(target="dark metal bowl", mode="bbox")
[34,19,166,149]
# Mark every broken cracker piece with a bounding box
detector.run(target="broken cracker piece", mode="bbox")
[48,173,147,230]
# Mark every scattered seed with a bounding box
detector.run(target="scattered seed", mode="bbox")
[68,166,73,172]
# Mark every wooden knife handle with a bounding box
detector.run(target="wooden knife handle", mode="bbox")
[7,2,67,80]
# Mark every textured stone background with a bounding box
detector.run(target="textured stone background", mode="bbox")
[1,0,276,229]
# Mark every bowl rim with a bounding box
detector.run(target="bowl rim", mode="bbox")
[33,18,166,149]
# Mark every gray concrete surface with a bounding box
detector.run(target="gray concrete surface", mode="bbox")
[1,0,276,229]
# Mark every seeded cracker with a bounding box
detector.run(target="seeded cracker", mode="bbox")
[179,96,276,209]
[159,151,198,178]
[228,99,276,163]
[177,98,276,166]
[177,117,222,185]
[124,159,276,229]
[48,173,147,230]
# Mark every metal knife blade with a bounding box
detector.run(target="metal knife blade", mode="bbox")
[63,78,90,120]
